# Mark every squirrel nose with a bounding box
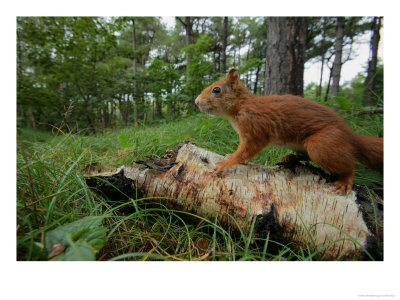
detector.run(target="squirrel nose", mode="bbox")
[195,97,200,106]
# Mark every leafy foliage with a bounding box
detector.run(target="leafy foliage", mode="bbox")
[183,34,213,100]
[331,96,364,111]
[17,17,382,132]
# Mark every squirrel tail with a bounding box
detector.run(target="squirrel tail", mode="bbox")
[353,134,383,173]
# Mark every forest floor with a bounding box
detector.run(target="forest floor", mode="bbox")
[16,111,383,261]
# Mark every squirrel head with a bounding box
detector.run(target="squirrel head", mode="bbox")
[195,68,249,117]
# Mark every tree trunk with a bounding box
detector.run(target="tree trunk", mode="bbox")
[185,17,192,69]
[82,95,96,131]
[83,141,383,261]
[17,26,37,130]
[217,51,221,73]
[27,108,37,130]
[212,51,216,73]
[102,107,108,128]
[325,65,333,102]
[364,17,382,106]
[253,65,260,94]
[119,94,130,126]
[331,17,345,97]
[182,17,197,109]
[238,43,241,68]
[178,16,192,83]
[264,17,306,96]
[246,45,251,86]
[152,100,155,120]
[317,17,327,100]
[221,17,228,74]
[155,99,163,119]
[131,18,138,125]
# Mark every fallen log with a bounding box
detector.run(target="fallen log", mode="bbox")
[83,141,383,260]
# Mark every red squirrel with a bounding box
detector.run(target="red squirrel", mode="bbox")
[195,68,383,194]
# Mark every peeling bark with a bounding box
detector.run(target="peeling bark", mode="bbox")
[83,141,383,260]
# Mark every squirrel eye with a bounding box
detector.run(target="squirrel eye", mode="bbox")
[212,87,221,94]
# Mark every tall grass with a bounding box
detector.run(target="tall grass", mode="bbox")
[16,111,383,261]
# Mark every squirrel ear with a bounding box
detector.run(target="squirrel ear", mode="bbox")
[226,68,239,84]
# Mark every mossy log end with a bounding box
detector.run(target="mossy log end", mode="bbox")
[83,141,383,261]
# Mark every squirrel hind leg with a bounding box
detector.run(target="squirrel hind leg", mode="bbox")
[304,135,356,195]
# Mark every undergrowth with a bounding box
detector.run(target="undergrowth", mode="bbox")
[16,110,383,261]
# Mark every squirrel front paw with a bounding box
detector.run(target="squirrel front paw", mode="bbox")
[332,181,352,195]
[214,160,229,176]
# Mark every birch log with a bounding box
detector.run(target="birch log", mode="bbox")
[83,141,383,260]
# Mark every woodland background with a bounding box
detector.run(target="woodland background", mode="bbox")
[16,16,384,262]
[17,17,383,132]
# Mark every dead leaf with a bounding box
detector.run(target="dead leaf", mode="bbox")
[48,243,65,260]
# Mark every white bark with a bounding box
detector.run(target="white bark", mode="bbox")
[83,142,382,260]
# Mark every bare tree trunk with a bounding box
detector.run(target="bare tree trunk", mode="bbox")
[131,18,138,125]
[152,100,155,120]
[264,17,306,96]
[185,17,192,70]
[221,17,228,74]
[178,16,197,109]
[212,51,216,73]
[119,95,130,126]
[82,95,96,131]
[238,43,241,69]
[331,17,345,97]
[246,45,251,86]
[84,141,383,261]
[364,17,382,106]
[155,99,163,119]
[27,108,37,130]
[325,65,333,102]
[253,65,260,94]
[17,27,37,130]
[317,17,327,100]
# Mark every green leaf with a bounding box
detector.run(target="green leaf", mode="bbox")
[351,103,366,110]
[119,134,132,147]
[64,236,96,261]
[118,134,129,143]
[120,142,132,148]
[332,96,351,110]
[320,101,332,108]
[45,216,107,261]
[332,96,366,111]
[45,216,104,250]
[167,134,189,143]
[80,227,108,251]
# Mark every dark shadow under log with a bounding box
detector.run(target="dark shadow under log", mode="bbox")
[83,141,383,260]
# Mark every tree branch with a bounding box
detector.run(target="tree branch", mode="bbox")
[356,108,383,115]
[175,17,186,27]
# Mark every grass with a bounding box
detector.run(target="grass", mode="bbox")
[16,110,383,261]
